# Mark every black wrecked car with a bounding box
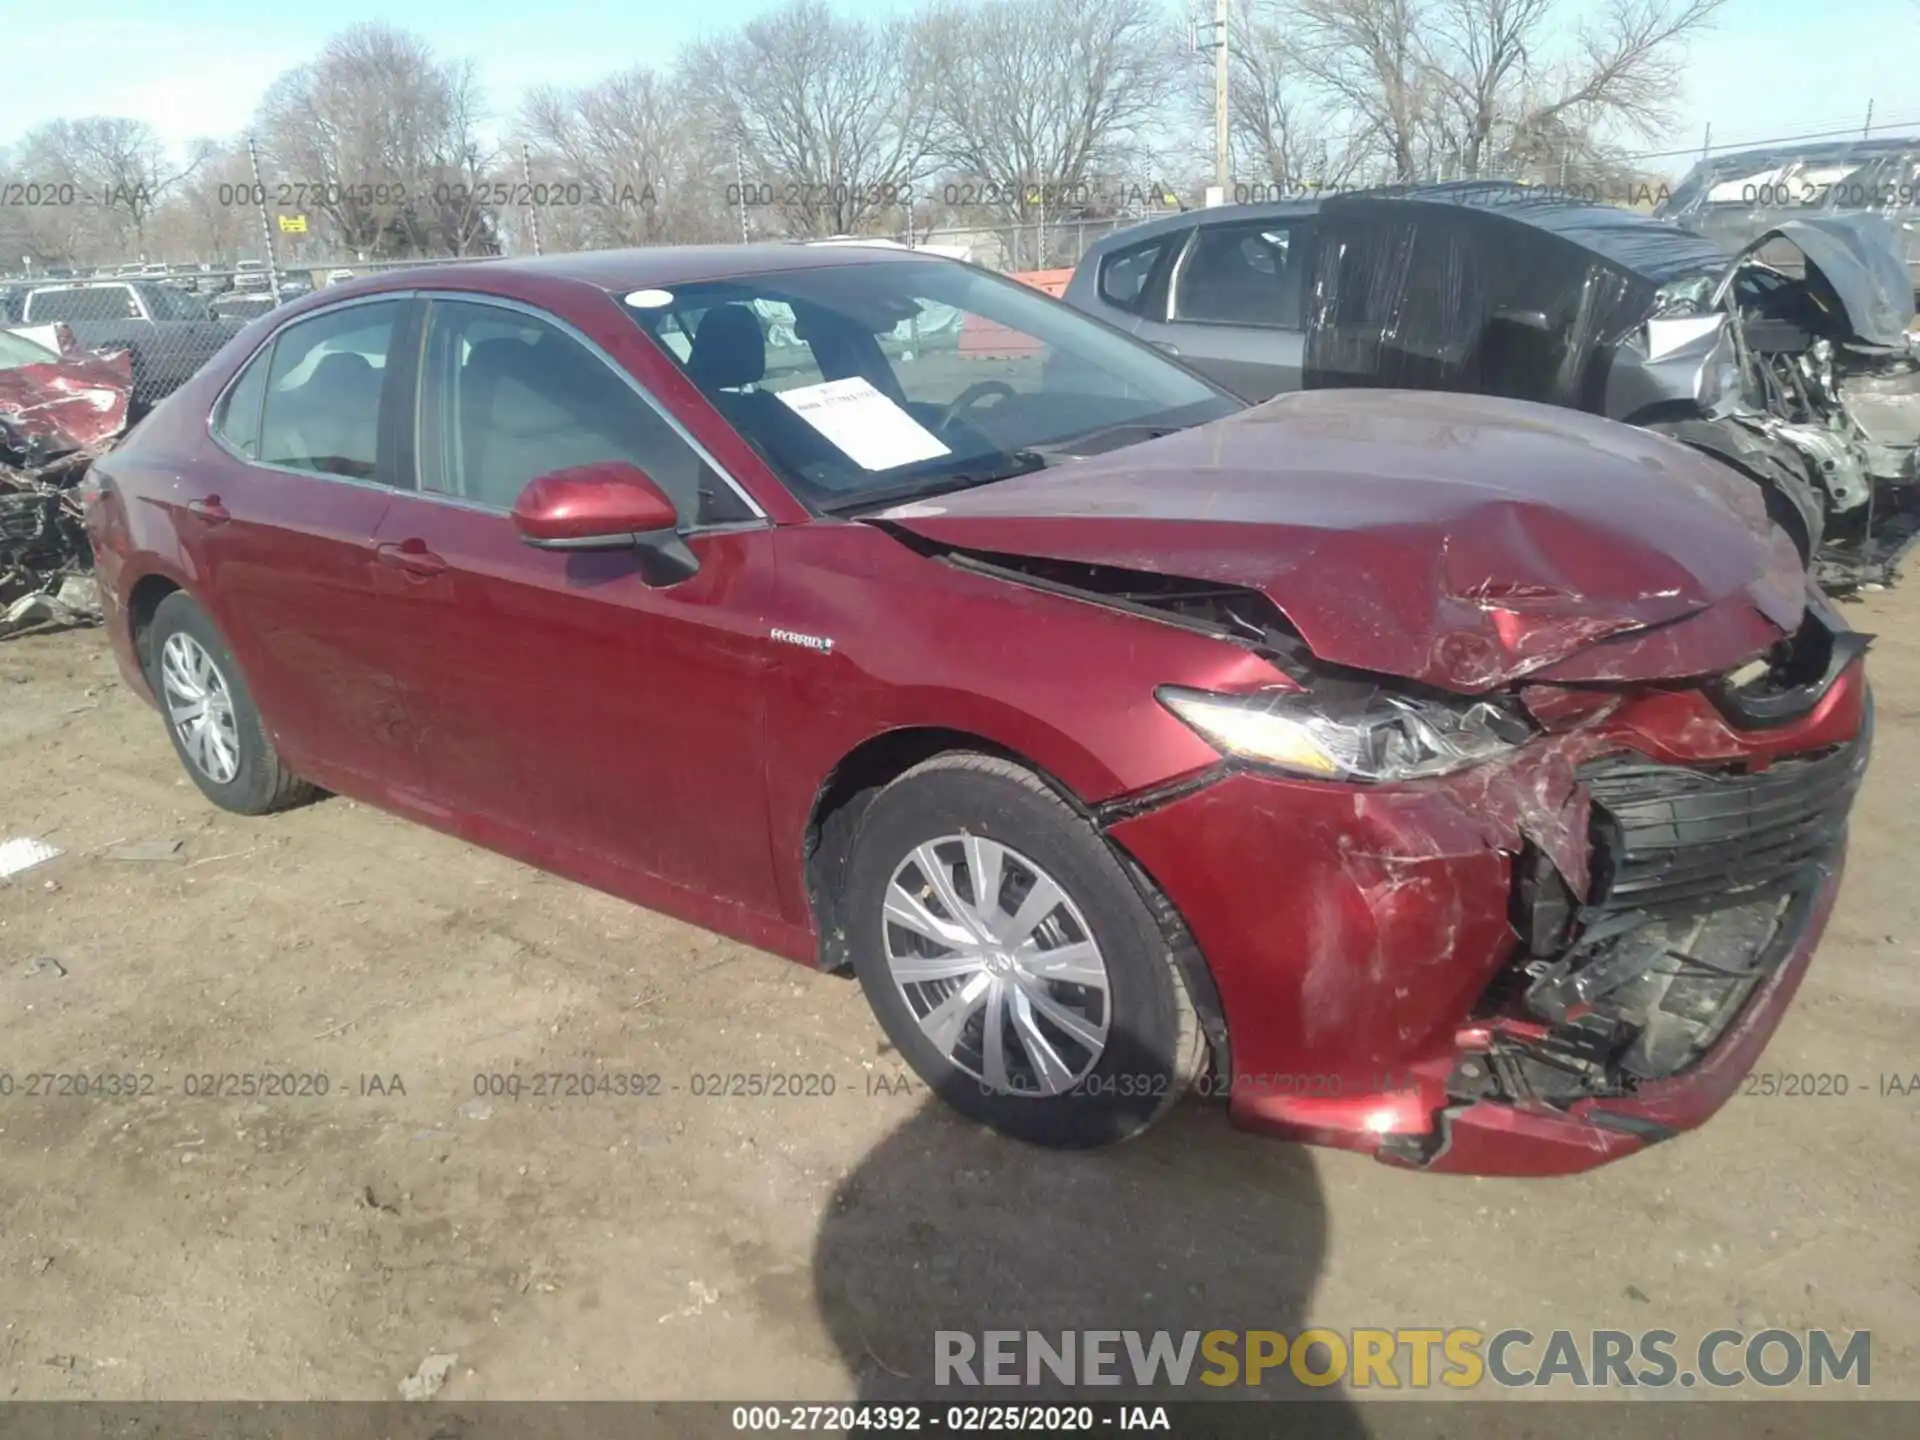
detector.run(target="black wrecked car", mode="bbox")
[1064,182,1920,587]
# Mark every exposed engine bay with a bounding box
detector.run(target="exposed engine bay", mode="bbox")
[1623,218,1920,589]
[1456,609,1870,1127]
[0,325,132,638]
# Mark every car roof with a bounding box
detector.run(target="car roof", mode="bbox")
[1322,181,1731,285]
[1681,135,1919,170]
[1073,183,1731,285]
[1078,200,1322,261]
[336,242,950,301]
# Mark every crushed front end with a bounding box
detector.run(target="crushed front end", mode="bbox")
[1,326,134,637]
[1425,673,1868,1172]
[1104,599,1871,1177]
[1621,218,1920,590]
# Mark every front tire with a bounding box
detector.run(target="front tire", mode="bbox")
[844,753,1201,1148]
[147,592,315,815]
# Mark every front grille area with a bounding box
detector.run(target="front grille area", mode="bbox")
[1467,718,1871,1102]
[1580,722,1870,917]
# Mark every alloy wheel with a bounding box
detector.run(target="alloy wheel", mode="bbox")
[882,834,1111,1096]
[160,632,241,785]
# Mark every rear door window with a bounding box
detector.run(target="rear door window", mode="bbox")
[211,344,274,460]
[1173,221,1305,328]
[255,301,406,480]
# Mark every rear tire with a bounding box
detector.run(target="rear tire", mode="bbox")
[844,753,1201,1148]
[147,592,316,815]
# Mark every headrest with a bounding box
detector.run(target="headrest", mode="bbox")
[687,304,766,390]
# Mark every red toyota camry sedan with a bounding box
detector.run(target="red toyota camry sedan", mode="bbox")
[81,244,1870,1175]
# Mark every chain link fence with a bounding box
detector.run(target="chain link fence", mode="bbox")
[7,123,1919,435]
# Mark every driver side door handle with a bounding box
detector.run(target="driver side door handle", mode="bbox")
[374,538,447,578]
[185,496,231,525]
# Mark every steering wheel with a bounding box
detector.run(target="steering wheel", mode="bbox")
[936,380,1017,433]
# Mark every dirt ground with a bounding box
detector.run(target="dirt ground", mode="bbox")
[1,584,1917,1408]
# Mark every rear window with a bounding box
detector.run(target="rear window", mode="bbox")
[25,287,138,323]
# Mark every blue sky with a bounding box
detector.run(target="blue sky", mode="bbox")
[5,0,1916,179]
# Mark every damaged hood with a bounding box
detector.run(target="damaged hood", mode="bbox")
[0,330,134,462]
[879,390,1807,691]
[1727,216,1917,348]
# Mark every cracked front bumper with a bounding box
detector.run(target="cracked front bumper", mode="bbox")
[1104,659,1870,1177]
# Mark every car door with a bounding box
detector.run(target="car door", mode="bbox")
[369,293,785,910]
[1309,210,1488,395]
[1134,218,1312,401]
[184,295,427,794]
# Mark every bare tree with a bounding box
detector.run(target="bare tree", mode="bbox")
[520,67,727,249]
[1208,1,1375,189]
[257,24,500,259]
[149,144,260,262]
[1431,0,1723,179]
[1254,0,1726,184]
[683,0,936,237]
[1294,0,1437,182]
[1223,4,1311,185]
[1424,0,1551,176]
[1522,0,1723,151]
[15,117,211,255]
[920,0,1183,228]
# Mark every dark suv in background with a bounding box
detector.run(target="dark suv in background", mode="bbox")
[1062,184,1920,587]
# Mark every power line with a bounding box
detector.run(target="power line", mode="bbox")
[1621,116,1920,165]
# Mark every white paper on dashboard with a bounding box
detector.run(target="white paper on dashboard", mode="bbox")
[773,376,951,471]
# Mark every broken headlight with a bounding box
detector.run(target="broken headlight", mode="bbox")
[1157,685,1535,782]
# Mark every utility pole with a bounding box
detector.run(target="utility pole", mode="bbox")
[520,145,543,256]
[1190,0,1230,203]
[734,141,750,243]
[246,135,280,296]
[1863,99,1875,138]
[1213,0,1230,199]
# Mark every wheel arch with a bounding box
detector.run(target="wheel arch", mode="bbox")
[801,724,1232,1081]
[803,726,1049,974]
[125,570,185,679]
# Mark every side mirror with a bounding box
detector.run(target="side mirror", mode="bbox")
[511,461,699,585]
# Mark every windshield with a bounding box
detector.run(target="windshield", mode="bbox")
[622,258,1239,510]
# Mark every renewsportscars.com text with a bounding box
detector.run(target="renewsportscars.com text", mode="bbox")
[935,1328,1871,1390]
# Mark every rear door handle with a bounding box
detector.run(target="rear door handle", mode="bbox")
[185,496,230,525]
[374,539,447,578]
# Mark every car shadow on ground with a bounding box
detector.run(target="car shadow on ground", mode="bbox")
[810,1094,1367,1435]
